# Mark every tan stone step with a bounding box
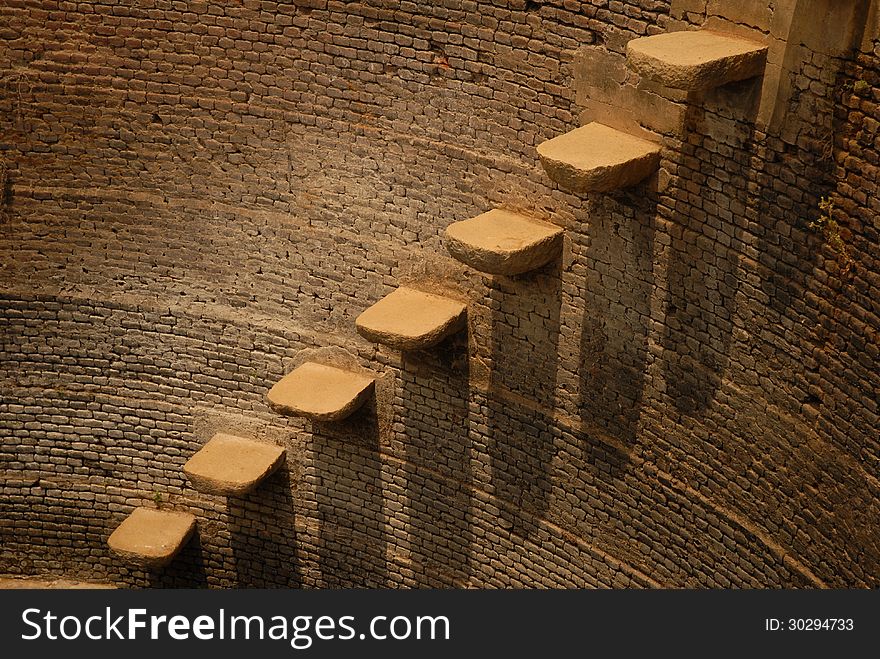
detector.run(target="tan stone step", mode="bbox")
[356,286,467,350]
[627,30,767,91]
[445,209,563,275]
[267,361,375,421]
[107,508,196,569]
[537,122,661,193]
[184,433,286,496]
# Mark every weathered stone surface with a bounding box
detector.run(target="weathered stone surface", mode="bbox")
[2,0,879,592]
[537,122,661,193]
[107,508,196,569]
[706,0,771,31]
[266,362,375,421]
[183,433,286,496]
[573,46,689,138]
[445,209,563,275]
[627,30,768,91]
[356,287,467,350]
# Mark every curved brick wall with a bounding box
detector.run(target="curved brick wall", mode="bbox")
[1,1,878,588]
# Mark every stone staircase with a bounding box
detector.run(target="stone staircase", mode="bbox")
[107,26,768,570]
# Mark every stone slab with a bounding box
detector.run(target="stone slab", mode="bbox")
[356,287,467,350]
[183,433,286,496]
[537,122,661,193]
[107,508,196,569]
[445,209,563,275]
[267,362,375,422]
[627,30,768,91]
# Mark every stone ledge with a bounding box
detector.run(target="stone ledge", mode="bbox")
[356,287,467,350]
[445,209,563,275]
[183,433,286,496]
[537,122,661,193]
[267,362,375,422]
[627,30,768,91]
[107,508,196,569]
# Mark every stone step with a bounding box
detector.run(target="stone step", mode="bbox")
[627,30,768,91]
[183,433,286,496]
[537,122,661,193]
[356,286,467,350]
[267,361,375,422]
[445,209,563,275]
[107,508,196,569]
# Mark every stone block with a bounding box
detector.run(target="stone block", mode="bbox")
[445,209,563,275]
[107,508,196,569]
[537,122,661,193]
[267,362,375,422]
[183,433,286,496]
[627,30,768,91]
[356,287,467,351]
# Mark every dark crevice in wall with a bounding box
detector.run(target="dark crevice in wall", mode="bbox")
[579,190,654,448]
[399,334,472,587]
[307,401,386,588]
[486,261,561,539]
[487,397,555,540]
[661,89,756,418]
[143,534,209,589]
[227,469,301,588]
[488,262,562,407]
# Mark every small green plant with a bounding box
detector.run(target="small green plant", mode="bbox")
[853,79,870,93]
[153,492,164,509]
[810,197,854,275]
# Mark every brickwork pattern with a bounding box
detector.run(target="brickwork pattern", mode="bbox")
[1,1,878,588]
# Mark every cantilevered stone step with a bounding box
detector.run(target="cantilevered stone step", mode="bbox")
[184,433,286,496]
[627,30,767,91]
[107,508,196,569]
[537,122,661,193]
[445,209,563,275]
[267,361,375,422]
[356,286,467,350]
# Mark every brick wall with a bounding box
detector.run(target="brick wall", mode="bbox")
[1,1,877,587]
